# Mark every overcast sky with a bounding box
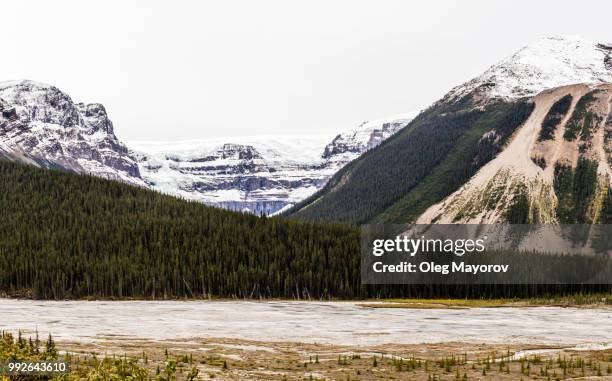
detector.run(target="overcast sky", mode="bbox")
[1,0,610,141]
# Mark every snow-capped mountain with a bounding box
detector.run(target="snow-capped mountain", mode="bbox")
[0,80,145,186]
[130,113,416,215]
[289,36,612,224]
[445,36,612,102]
[0,80,415,215]
[7,36,610,221]
[418,36,612,223]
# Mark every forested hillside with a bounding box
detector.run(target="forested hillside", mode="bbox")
[287,97,535,224]
[0,160,360,299]
[0,160,608,300]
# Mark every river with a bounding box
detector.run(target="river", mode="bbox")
[1,299,610,347]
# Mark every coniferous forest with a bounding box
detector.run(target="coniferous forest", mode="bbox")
[0,160,360,299]
[0,160,609,299]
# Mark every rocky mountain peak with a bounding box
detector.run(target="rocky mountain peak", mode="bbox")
[0,80,144,186]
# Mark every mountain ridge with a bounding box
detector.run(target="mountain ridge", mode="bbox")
[444,36,612,102]
[418,83,612,224]
[288,36,612,224]
[3,36,611,221]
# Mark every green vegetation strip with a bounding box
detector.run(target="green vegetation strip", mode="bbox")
[359,294,612,309]
[564,90,599,141]
[539,94,572,141]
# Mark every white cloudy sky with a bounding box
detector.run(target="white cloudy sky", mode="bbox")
[1,0,610,141]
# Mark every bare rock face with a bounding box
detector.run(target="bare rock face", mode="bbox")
[0,80,144,186]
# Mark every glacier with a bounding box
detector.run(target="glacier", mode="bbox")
[129,113,417,215]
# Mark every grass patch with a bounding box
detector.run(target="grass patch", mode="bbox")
[360,294,612,309]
